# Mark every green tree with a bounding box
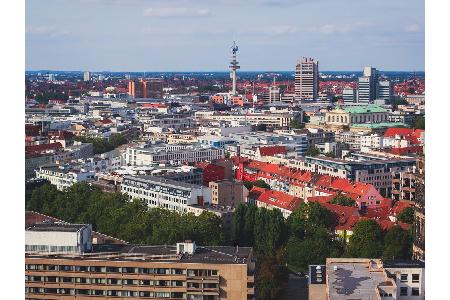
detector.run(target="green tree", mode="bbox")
[330,194,356,207]
[383,226,413,260]
[414,116,425,129]
[287,202,335,238]
[347,220,384,258]
[243,180,270,190]
[397,207,415,224]
[256,250,289,300]
[305,146,321,157]
[290,119,304,129]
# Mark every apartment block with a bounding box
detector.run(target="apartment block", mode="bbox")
[121,175,212,213]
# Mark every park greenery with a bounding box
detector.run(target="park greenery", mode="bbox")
[26,183,414,299]
[73,133,127,154]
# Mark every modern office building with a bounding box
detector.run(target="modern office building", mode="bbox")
[357,67,378,103]
[121,175,212,212]
[295,57,319,102]
[83,71,91,82]
[26,236,256,300]
[342,87,357,104]
[128,78,164,99]
[378,80,394,103]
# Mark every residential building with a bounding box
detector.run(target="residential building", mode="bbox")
[121,175,212,213]
[35,165,96,191]
[253,188,302,218]
[25,239,256,299]
[209,180,248,207]
[412,156,425,262]
[124,144,224,166]
[295,57,319,102]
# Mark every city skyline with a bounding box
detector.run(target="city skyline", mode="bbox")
[26,0,424,72]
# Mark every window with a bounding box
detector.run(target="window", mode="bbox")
[400,274,408,282]
[411,288,420,296]
[400,287,408,296]
[412,274,420,283]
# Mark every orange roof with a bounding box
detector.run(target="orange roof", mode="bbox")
[392,200,414,215]
[257,190,302,211]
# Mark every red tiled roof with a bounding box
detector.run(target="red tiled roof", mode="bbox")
[392,200,414,215]
[258,146,287,156]
[257,190,302,211]
[25,142,62,155]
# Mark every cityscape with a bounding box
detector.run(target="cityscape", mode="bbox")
[24,1,425,300]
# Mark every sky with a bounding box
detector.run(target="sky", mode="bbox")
[25,0,425,72]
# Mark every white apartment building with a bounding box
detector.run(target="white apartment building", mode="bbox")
[35,165,95,191]
[196,112,295,128]
[121,175,212,213]
[360,134,383,150]
[124,144,224,166]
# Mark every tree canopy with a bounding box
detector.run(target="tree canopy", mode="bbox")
[397,207,415,224]
[27,183,224,246]
[73,133,127,154]
[305,146,321,157]
[347,220,384,258]
[414,116,425,129]
[330,194,356,207]
[382,226,413,260]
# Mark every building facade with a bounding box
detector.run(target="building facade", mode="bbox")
[295,57,319,102]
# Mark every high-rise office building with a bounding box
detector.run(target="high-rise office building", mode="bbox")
[268,77,280,103]
[342,87,357,103]
[357,67,378,103]
[377,80,393,103]
[295,57,319,102]
[83,71,91,82]
[128,79,164,99]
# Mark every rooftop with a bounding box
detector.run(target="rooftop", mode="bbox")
[342,104,387,114]
[326,258,389,300]
[26,244,253,265]
[123,175,204,190]
[26,223,89,233]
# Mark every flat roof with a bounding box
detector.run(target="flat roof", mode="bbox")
[327,259,388,299]
[123,175,203,190]
[26,244,253,265]
[383,260,425,269]
[26,223,88,233]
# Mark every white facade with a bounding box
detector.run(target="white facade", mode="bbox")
[125,144,224,166]
[121,175,212,213]
[25,224,92,254]
[35,166,95,191]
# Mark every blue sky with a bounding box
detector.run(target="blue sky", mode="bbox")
[26,0,424,72]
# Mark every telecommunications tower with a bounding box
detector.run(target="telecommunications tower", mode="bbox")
[229,41,240,96]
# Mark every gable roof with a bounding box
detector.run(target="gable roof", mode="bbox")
[257,190,302,211]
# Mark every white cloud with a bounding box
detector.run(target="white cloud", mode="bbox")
[260,25,300,36]
[405,24,420,33]
[143,7,210,17]
[26,26,70,37]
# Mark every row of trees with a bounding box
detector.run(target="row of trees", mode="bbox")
[73,133,127,154]
[26,183,224,246]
